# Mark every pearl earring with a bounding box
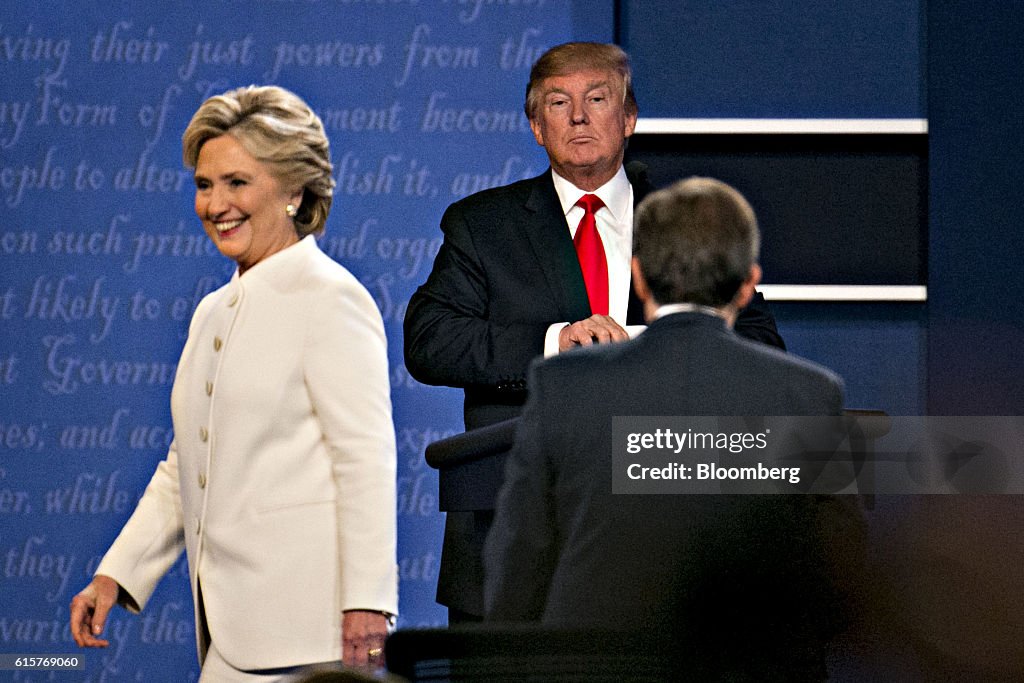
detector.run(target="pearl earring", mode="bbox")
[285,203,298,217]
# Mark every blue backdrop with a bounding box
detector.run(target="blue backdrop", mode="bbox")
[0,2,610,679]
[0,0,966,680]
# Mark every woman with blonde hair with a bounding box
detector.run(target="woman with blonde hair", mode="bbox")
[70,85,397,681]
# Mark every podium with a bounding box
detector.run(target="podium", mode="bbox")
[425,417,518,512]
[385,624,672,682]
[424,411,889,511]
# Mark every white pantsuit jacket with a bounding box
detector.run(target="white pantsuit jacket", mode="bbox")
[97,235,398,670]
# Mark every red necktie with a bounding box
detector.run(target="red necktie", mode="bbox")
[574,194,608,316]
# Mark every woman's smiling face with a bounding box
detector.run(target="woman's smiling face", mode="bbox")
[193,134,303,274]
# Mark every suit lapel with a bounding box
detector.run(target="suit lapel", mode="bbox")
[522,171,592,322]
[626,278,643,325]
[518,166,655,325]
[626,162,654,326]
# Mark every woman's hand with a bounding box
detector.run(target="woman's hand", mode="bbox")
[341,609,389,668]
[69,575,120,647]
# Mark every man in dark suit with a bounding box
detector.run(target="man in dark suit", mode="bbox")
[404,42,782,621]
[484,177,859,679]
[405,43,782,432]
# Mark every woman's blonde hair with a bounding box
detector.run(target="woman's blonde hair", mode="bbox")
[182,85,335,237]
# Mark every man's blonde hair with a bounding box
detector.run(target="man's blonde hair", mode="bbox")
[524,42,637,120]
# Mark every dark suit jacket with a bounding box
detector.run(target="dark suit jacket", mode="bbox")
[404,166,783,431]
[405,167,783,617]
[484,313,859,678]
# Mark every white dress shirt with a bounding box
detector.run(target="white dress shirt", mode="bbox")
[543,166,634,356]
[653,302,728,321]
